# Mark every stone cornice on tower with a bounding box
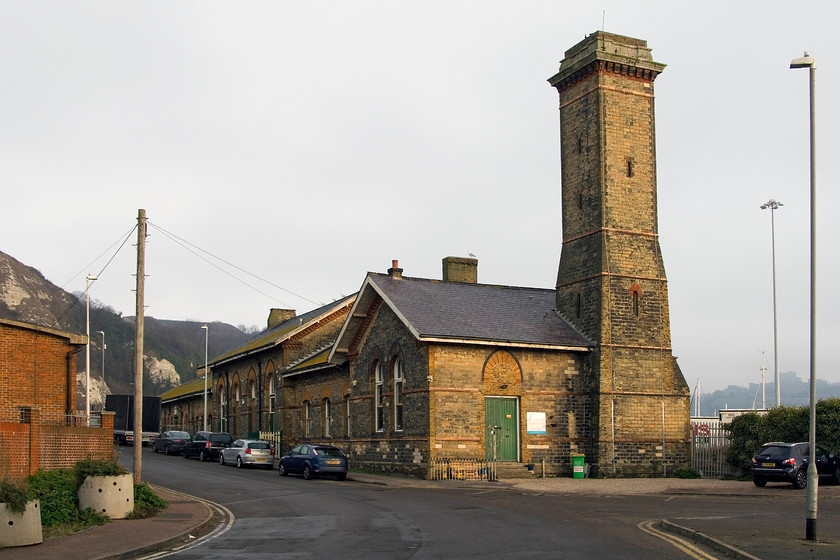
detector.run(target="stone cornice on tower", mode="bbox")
[548,31,666,91]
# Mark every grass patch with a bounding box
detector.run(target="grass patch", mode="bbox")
[674,468,702,479]
[128,482,168,519]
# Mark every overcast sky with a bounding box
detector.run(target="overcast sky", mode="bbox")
[2,2,838,394]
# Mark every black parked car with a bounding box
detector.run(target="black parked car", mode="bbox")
[153,430,191,455]
[752,442,840,488]
[278,444,348,480]
[183,431,233,462]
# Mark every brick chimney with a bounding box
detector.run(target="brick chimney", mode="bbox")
[387,259,403,279]
[442,256,478,283]
[267,308,296,329]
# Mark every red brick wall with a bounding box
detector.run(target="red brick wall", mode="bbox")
[0,321,115,482]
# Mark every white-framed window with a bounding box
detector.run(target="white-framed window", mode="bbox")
[250,380,256,399]
[269,376,276,431]
[344,398,351,437]
[375,361,384,432]
[393,357,403,431]
[324,398,331,437]
[304,400,311,438]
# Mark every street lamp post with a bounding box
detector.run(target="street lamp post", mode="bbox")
[97,330,106,387]
[201,325,209,431]
[85,274,98,424]
[760,199,783,407]
[790,51,818,542]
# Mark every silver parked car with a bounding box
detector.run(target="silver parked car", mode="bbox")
[218,439,275,469]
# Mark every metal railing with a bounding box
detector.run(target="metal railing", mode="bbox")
[258,430,283,457]
[690,424,734,477]
[430,458,497,481]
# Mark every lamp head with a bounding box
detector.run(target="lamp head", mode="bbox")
[790,52,815,69]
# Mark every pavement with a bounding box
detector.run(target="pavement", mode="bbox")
[1,474,837,560]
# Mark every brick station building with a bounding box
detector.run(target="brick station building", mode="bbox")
[164,31,690,477]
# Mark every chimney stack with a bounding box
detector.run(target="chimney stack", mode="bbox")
[442,256,478,283]
[387,260,403,279]
[267,308,296,330]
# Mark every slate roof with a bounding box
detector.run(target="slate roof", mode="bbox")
[160,375,206,403]
[331,273,591,360]
[208,295,355,367]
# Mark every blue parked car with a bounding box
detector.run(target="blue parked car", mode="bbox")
[278,444,348,480]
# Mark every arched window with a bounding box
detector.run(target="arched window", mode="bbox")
[268,375,277,431]
[324,398,331,437]
[304,400,311,438]
[374,361,384,432]
[630,283,642,318]
[393,357,403,431]
[344,398,351,438]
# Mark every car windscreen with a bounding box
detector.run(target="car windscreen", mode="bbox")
[209,434,233,444]
[315,447,345,457]
[758,446,790,458]
[172,432,190,438]
[249,442,271,450]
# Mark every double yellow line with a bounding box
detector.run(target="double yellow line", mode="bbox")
[637,521,722,560]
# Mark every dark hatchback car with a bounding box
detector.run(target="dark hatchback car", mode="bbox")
[752,442,840,488]
[153,430,191,455]
[183,431,234,462]
[278,444,348,480]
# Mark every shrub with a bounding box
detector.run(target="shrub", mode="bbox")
[27,469,108,533]
[72,458,128,489]
[0,479,31,514]
[725,399,840,476]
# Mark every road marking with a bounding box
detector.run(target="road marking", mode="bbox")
[137,487,235,559]
[638,520,721,560]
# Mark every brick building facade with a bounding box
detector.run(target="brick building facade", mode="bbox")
[160,298,355,440]
[0,318,114,482]
[160,31,690,478]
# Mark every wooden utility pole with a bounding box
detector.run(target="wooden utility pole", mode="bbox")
[133,209,146,485]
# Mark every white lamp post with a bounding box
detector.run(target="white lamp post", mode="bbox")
[760,199,783,407]
[790,50,818,542]
[85,274,97,424]
[201,325,209,431]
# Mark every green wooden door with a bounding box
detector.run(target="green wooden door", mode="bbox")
[485,397,519,461]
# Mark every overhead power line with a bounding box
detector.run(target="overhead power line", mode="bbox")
[148,221,318,308]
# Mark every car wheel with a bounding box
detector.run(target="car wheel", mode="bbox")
[278,463,288,476]
[183,449,190,458]
[336,473,347,481]
[199,450,207,462]
[164,445,171,456]
[303,464,314,480]
[794,469,807,489]
[219,453,225,465]
[753,478,766,487]
[236,456,243,469]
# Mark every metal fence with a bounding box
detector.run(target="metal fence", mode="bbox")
[690,424,734,477]
[258,430,283,456]
[430,458,497,481]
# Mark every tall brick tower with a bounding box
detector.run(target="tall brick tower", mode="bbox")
[548,32,690,476]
